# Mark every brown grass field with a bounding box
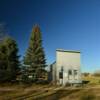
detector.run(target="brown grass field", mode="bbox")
[0,83,100,100]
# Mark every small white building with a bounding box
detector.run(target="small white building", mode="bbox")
[51,49,82,86]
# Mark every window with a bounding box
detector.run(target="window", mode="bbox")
[61,67,63,72]
[68,70,72,75]
[59,72,63,79]
[74,70,78,80]
[59,67,63,79]
[74,70,78,75]
[68,70,72,80]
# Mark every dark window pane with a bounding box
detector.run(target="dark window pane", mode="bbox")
[59,72,63,79]
[68,70,72,75]
[74,70,78,75]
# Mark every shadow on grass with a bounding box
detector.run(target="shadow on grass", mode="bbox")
[37,89,81,100]
[80,93,96,100]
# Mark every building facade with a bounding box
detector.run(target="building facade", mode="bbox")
[51,49,82,86]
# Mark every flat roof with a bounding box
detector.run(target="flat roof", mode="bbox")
[56,49,80,53]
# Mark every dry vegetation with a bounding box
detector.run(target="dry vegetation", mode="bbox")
[0,83,100,100]
[0,75,100,100]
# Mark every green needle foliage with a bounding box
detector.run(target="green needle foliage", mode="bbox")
[24,25,46,81]
[0,37,20,82]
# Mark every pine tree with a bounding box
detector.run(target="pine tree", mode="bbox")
[24,25,46,81]
[0,37,20,82]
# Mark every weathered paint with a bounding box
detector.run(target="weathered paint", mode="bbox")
[52,49,81,86]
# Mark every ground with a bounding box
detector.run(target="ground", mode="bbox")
[0,84,100,100]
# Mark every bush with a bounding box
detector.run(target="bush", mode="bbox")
[82,80,90,85]
[35,79,49,85]
[0,70,16,82]
[20,74,32,84]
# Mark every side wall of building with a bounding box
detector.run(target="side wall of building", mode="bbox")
[51,62,56,84]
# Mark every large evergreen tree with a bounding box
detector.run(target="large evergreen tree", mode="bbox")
[24,25,46,80]
[0,37,20,82]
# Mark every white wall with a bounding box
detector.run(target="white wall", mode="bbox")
[56,50,81,85]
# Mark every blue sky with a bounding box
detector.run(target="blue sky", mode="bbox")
[0,0,100,72]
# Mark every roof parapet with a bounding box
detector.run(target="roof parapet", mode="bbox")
[56,49,80,53]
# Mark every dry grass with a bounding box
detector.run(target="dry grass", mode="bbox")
[0,84,100,100]
[82,75,100,85]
